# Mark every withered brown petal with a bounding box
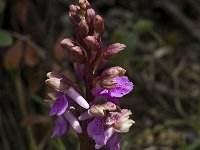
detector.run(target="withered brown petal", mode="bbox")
[24,40,39,66]
[21,115,50,127]
[3,40,23,71]
[15,0,29,26]
[54,37,65,61]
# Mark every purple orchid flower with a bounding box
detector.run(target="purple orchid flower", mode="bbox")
[87,109,134,149]
[79,101,134,149]
[92,76,133,103]
[49,93,82,137]
[87,118,117,149]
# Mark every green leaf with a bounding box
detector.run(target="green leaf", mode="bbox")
[133,19,154,32]
[188,138,200,150]
[0,0,6,14]
[111,27,127,43]
[53,139,67,150]
[0,29,13,47]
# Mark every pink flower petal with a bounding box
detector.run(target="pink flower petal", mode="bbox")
[66,86,89,109]
[87,117,107,146]
[78,111,92,121]
[51,116,69,138]
[107,133,120,150]
[64,111,82,134]
[49,94,68,116]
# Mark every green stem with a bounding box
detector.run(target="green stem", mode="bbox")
[12,71,38,150]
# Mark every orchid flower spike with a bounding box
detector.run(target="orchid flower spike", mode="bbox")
[45,0,135,149]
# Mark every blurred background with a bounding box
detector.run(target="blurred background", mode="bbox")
[0,0,200,149]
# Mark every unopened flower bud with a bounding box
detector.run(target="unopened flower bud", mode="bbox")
[79,0,90,10]
[101,66,126,78]
[84,36,99,50]
[61,38,75,49]
[45,78,70,92]
[86,8,95,23]
[89,102,116,117]
[47,72,78,88]
[104,43,126,60]
[69,5,81,25]
[61,39,85,63]
[77,20,89,38]
[79,102,117,120]
[94,15,104,37]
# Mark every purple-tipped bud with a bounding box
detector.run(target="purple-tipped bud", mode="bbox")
[94,15,104,37]
[86,8,95,23]
[77,20,89,38]
[79,0,90,10]
[61,39,85,63]
[84,36,99,50]
[66,86,89,109]
[45,78,70,92]
[64,111,82,134]
[104,43,126,60]
[69,5,81,25]
[78,111,91,121]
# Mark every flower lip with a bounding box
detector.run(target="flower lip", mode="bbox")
[49,94,69,116]
[51,116,69,138]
